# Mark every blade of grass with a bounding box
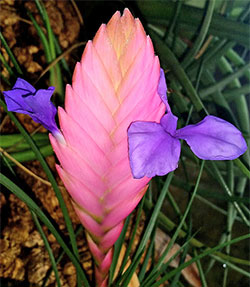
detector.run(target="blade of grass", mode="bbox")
[0,32,23,75]
[0,99,81,273]
[187,5,250,80]
[118,172,174,286]
[210,254,250,278]
[199,61,250,98]
[118,196,146,277]
[144,199,249,266]
[143,161,205,285]
[137,1,250,47]
[113,196,146,285]
[205,161,235,276]
[0,72,11,86]
[195,194,243,221]
[34,42,86,85]
[138,227,157,281]
[42,225,83,287]
[142,231,199,287]
[34,0,63,99]
[2,145,53,164]
[109,214,132,285]
[1,153,16,175]
[234,158,250,179]
[194,249,207,287]
[163,0,184,42]
[31,211,61,287]
[224,84,250,102]
[0,147,53,187]
[0,53,15,77]
[53,36,71,76]
[169,81,189,113]
[149,29,207,113]
[151,233,250,286]
[27,10,51,62]
[210,161,250,227]
[187,38,228,80]
[0,173,90,286]
[217,55,250,164]
[1,133,49,151]
[181,0,215,69]
[166,191,188,230]
[201,69,239,126]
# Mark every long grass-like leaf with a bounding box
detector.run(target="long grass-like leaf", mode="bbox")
[0,32,23,74]
[181,0,215,68]
[2,145,53,165]
[152,233,250,286]
[210,161,249,227]
[143,161,205,285]
[116,196,146,281]
[0,53,15,77]
[34,0,63,99]
[109,214,131,285]
[138,227,156,281]
[210,254,250,278]
[144,198,249,266]
[42,225,83,287]
[149,29,206,112]
[142,232,199,287]
[31,211,61,287]
[0,99,80,272]
[194,249,207,287]
[119,172,174,285]
[163,0,183,42]
[1,133,49,151]
[0,173,90,286]
[137,1,250,47]
[27,10,51,62]
[199,62,250,98]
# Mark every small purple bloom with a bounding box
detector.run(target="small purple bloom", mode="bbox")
[3,78,60,136]
[128,71,248,179]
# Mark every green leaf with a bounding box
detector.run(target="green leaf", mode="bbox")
[152,233,250,286]
[0,99,81,277]
[31,211,61,287]
[0,173,90,286]
[119,173,174,286]
[181,0,215,69]
[148,29,206,112]
[109,214,131,285]
[136,1,250,47]
[1,133,49,151]
[0,32,23,75]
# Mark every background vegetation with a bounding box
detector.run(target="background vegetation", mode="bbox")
[1,0,249,286]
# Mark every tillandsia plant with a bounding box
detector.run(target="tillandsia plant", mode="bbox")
[2,8,248,287]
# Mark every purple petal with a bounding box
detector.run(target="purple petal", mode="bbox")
[175,115,248,160]
[160,111,178,136]
[3,89,32,113]
[24,87,58,132]
[157,68,168,106]
[13,78,36,93]
[128,121,181,178]
[3,78,59,134]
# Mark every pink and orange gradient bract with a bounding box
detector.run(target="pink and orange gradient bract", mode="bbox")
[50,8,165,286]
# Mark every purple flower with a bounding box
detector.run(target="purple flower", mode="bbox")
[3,78,60,136]
[128,70,248,179]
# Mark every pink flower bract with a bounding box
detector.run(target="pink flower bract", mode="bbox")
[50,8,165,286]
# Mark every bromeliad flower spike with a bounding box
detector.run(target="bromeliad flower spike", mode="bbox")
[50,9,165,286]
[2,8,247,287]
